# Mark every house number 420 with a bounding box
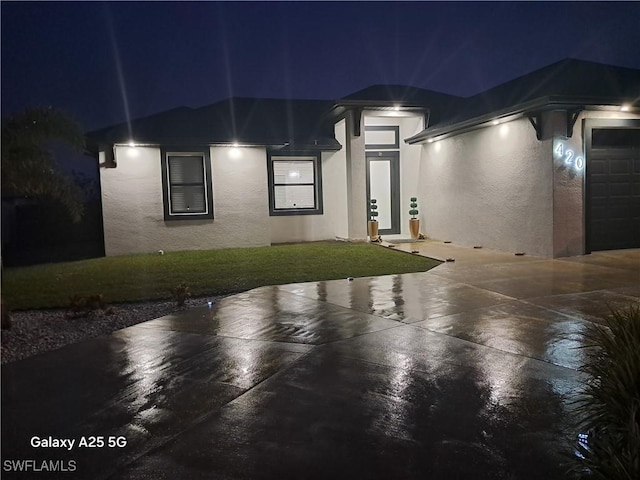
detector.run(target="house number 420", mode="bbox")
[555,140,584,171]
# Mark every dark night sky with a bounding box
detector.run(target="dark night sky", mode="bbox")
[2,1,640,133]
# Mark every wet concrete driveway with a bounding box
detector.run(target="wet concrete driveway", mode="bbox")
[2,246,639,479]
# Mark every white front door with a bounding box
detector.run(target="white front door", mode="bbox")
[366,152,400,234]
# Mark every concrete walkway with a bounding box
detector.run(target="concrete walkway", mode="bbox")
[2,245,639,479]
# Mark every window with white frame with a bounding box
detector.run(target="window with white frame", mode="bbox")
[268,153,323,215]
[161,148,214,220]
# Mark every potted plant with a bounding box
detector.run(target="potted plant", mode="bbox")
[409,197,420,238]
[368,198,379,241]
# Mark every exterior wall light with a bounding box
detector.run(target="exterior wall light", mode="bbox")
[620,105,630,112]
[125,145,139,158]
[427,139,434,143]
[229,146,242,159]
[492,119,500,126]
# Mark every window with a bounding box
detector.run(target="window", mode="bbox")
[267,152,323,215]
[592,128,640,149]
[365,126,400,149]
[161,148,213,220]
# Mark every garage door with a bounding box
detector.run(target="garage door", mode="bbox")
[585,119,640,252]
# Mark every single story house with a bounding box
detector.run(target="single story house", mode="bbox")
[87,59,639,258]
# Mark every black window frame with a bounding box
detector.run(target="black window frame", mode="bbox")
[267,151,323,216]
[160,147,214,221]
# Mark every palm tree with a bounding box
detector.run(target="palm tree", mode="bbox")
[1,107,86,222]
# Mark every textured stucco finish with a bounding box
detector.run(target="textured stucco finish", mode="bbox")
[346,113,368,241]
[419,118,554,257]
[100,146,270,256]
[550,111,585,257]
[551,110,639,257]
[418,111,639,258]
[268,120,350,244]
[269,150,348,244]
[99,108,639,257]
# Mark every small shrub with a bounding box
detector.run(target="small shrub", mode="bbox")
[369,198,378,221]
[409,197,419,219]
[570,304,640,479]
[66,293,109,318]
[171,283,191,307]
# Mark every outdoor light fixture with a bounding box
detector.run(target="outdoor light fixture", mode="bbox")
[128,141,136,147]
[620,105,630,112]
[229,146,242,159]
[492,119,500,126]
[427,139,434,143]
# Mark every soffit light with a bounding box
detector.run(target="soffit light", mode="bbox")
[620,105,630,112]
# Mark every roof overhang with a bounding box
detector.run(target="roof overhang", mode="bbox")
[405,95,639,144]
[331,99,429,116]
[88,137,342,165]
[330,100,429,137]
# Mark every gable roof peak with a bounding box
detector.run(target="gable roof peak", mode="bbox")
[342,84,461,103]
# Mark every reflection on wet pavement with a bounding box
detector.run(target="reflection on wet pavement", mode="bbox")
[2,249,638,479]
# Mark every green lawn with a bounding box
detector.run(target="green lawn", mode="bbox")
[2,241,440,310]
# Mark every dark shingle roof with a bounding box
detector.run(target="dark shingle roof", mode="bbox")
[88,59,640,152]
[407,59,640,141]
[87,98,339,152]
[337,85,461,125]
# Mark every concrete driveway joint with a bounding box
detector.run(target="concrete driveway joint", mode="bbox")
[2,245,638,479]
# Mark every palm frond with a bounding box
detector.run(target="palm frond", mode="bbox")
[570,304,640,479]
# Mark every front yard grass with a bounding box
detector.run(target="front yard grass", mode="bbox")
[2,241,440,310]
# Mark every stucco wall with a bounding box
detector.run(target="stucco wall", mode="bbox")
[100,145,271,256]
[331,119,350,239]
[552,110,639,257]
[269,150,348,244]
[418,117,554,257]
[210,146,271,247]
[346,113,368,241]
[549,110,584,257]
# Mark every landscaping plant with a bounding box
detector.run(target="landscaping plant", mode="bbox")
[409,197,419,219]
[171,283,191,307]
[66,293,114,318]
[571,304,640,480]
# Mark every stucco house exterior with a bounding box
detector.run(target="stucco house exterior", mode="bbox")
[87,59,639,258]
